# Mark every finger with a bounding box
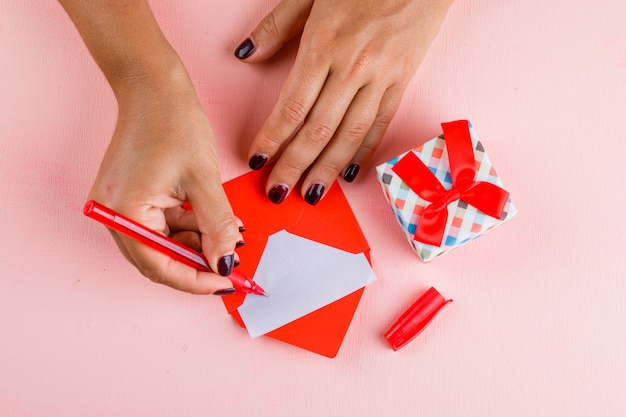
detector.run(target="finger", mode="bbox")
[169,232,243,266]
[234,0,313,61]
[119,234,234,295]
[247,50,329,171]
[343,84,406,183]
[184,168,241,277]
[166,204,244,254]
[265,73,361,202]
[164,206,200,232]
[301,84,384,204]
[170,231,203,252]
[236,216,246,233]
[174,205,246,233]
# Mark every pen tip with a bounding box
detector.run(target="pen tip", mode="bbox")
[262,291,269,297]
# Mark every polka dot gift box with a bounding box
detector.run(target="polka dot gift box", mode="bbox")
[375,120,517,262]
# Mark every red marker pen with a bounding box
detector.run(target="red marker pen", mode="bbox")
[83,200,268,296]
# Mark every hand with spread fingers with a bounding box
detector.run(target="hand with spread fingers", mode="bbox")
[235,0,453,205]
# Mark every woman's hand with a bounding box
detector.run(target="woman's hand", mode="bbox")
[88,71,243,295]
[61,0,242,294]
[236,0,453,204]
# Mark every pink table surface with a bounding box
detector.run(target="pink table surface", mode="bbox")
[1,1,625,416]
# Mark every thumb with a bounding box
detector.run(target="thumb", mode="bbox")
[233,0,314,62]
[185,169,242,278]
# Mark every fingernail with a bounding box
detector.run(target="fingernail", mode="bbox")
[236,240,245,248]
[239,226,246,233]
[217,254,234,276]
[343,163,360,183]
[268,183,289,204]
[214,288,236,296]
[234,259,241,267]
[249,153,268,170]
[234,38,255,59]
[304,183,325,206]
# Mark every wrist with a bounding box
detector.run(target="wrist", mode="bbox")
[110,51,198,113]
[59,0,198,107]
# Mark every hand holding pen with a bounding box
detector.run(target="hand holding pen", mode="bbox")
[60,0,254,295]
[84,201,267,296]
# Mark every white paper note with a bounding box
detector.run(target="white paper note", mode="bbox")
[237,230,376,338]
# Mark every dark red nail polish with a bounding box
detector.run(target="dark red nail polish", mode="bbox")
[214,288,236,296]
[234,38,255,59]
[343,163,360,183]
[239,226,246,233]
[236,240,245,248]
[304,183,325,205]
[234,259,241,267]
[217,254,234,276]
[249,153,268,170]
[268,184,288,204]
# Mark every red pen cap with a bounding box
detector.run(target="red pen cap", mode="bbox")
[384,287,452,351]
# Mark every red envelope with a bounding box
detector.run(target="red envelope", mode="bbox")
[221,169,371,358]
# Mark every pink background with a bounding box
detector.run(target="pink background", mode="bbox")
[1,0,625,416]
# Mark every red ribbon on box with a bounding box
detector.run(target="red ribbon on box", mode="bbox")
[391,120,510,247]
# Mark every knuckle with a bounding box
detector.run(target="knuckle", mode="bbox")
[371,112,394,131]
[257,11,280,39]
[142,267,165,285]
[304,122,334,146]
[316,161,342,180]
[278,160,306,181]
[279,98,307,126]
[207,211,240,246]
[359,140,378,155]
[349,49,373,77]
[343,122,370,144]
[258,130,283,154]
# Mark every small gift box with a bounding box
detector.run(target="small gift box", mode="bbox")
[376,120,517,262]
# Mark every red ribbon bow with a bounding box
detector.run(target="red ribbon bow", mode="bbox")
[391,120,509,247]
